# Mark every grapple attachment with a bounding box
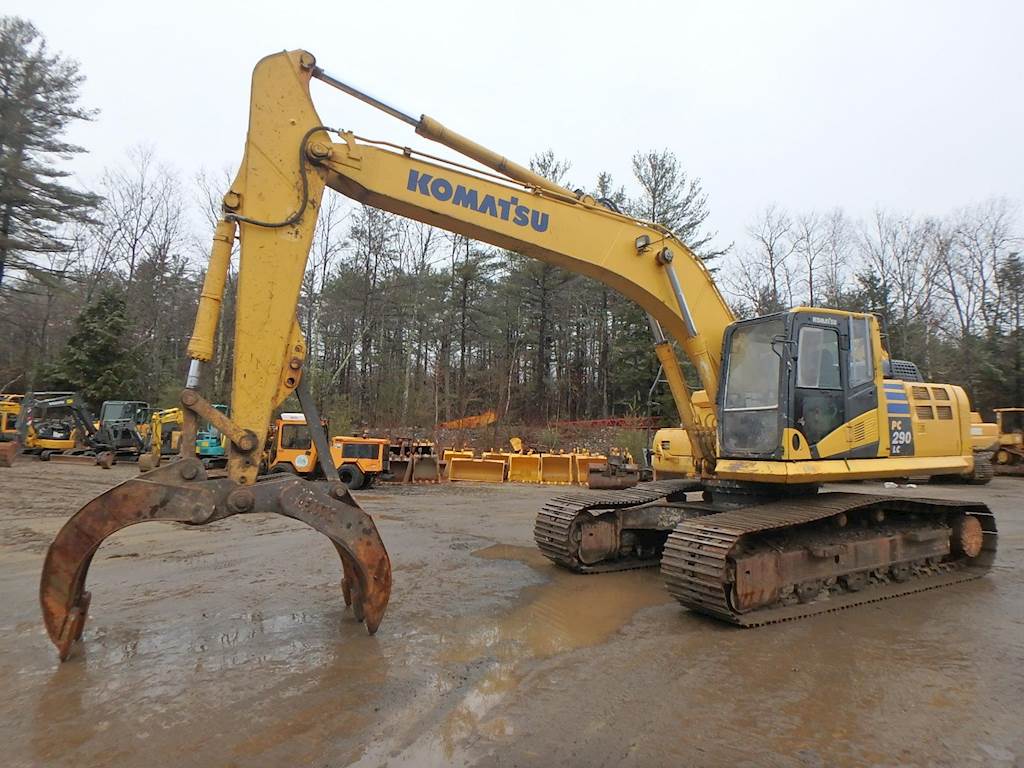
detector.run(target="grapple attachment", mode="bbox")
[39,458,391,661]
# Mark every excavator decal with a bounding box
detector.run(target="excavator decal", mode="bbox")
[406,169,550,231]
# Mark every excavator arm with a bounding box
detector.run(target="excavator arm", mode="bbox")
[39,49,735,659]
[200,50,734,473]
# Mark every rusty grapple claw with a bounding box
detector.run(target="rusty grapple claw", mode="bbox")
[39,459,392,661]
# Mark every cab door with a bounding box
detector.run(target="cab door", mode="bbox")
[843,315,880,456]
[791,317,846,456]
[790,313,879,458]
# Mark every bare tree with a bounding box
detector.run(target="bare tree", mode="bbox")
[792,211,828,306]
[726,204,795,314]
[818,208,853,308]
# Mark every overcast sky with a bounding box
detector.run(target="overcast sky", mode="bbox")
[8,0,1024,253]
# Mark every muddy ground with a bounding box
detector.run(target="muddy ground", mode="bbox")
[1,462,1022,768]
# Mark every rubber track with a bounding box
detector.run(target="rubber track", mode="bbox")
[969,453,994,484]
[534,479,701,573]
[661,492,997,626]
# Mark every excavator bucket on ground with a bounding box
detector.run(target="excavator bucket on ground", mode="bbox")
[0,441,18,467]
[388,455,412,482]
[508,454,542,483]
[448,457,506,483]
[540,454,573,484]
[441,449,474,478]
[410,453,441,482]
[39,458,391,661]
[482,451,510,464]
[49,451,115,469]
[574,454,607,484]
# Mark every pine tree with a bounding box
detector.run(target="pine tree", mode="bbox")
[630,149,729,261]
[44,286,138,405]
[0,17,100,287]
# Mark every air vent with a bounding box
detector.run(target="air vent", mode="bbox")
[885,359,924,382]
[851,422,867,442]
[916,405,934,420]
[911,386,931,400]
[661,441,671,451]
[936,406,953,420]
[932,388,950,401]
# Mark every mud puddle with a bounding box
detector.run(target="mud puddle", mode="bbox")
[355,544,671,766]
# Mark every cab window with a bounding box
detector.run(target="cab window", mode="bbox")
[280,424,312,450]
[721,318,784,455]
[797,326,841,389]
[849,317,873,387]
[341,442,380,460]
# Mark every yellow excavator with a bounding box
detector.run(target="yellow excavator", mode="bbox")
[38,50,997,659]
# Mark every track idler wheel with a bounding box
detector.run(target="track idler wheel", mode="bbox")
[952,514,984,558]
[39,459,392,661]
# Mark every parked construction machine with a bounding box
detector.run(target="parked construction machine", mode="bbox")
[14,392,115,467]
[95,400,150,458]
[139,403,230,471]
[139,407,184,469]
[990,408,1024,474]
[38,50,998,660]
[266,412,387,489]
[0,394,23,465]
[1,393,21,440]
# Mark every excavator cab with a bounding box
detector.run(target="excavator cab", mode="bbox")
[720,309,881,461]
[97,400,150,454]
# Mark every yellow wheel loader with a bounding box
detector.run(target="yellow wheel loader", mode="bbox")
[38,50,996,660]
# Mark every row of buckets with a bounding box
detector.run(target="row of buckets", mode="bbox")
[442,449,607,485]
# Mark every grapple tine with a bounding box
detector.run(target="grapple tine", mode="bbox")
[39,459,392,660]
[40,462,226,660]
[273,480,391,634]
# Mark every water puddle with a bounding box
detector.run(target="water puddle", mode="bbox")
[443,549,669,663]
[356,543,672,766]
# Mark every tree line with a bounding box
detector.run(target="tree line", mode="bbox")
[727,200,1023,413]
[1,16,1021,435]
